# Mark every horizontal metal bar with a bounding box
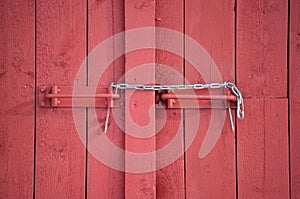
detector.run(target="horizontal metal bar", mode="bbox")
[160,94,236,101]
[44,93,120,99]
[38,86,122,108]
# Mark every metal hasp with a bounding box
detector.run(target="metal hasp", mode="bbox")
[38,85,120,108]
[38,82,244,133]
[111,82,245,133]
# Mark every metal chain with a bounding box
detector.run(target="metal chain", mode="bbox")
[110,82,244,120]
[224,82,245,120]
[102,82,244,134]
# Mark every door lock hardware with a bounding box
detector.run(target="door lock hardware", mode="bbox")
[38,85,120,108]
[38,82,244,133]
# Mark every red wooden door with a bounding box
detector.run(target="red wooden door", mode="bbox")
[1,0,299,199]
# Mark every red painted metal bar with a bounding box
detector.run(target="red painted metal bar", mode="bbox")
[44,93,120,99]
[39,86,120,108]
[160,94,236,101]
[42,86,120,99]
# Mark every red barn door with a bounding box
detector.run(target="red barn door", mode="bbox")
[0,0,295,198]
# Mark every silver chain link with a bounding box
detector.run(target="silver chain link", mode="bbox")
[110,82,245,120]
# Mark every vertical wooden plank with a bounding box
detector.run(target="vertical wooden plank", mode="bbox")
[124,0,156,198]
[87,0,125,198]
[237,99,289,198]
[0,0,34,198]
[237,0,288,97]
[35,0,86,198]
[237,1,289,198]
[185,0,236,198]
[155,0,185,198]
[290,0,300,197]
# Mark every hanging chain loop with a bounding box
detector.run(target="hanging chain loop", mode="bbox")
[224,82,245,120]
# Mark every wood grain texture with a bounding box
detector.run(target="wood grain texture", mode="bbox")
[0,0,34,198]
[185,0,236,198]
[35,0,86,198]
[237,0,288,97]
[290,0,300,198]
[155,0,185,198]
[1,1,295,198]
[124,0,156,198]
[87,0,125,198]
[236,1,289,198]
[237,99,289,198]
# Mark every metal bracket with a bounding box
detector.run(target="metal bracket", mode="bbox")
[38,85,121,108]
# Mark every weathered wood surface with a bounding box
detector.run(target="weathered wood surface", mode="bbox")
[237,1,289,198]
[0,0,296,198]
[0,0,35,198]
[124,0,156,198]
[290,0,300,198]
[237,0,288,97]
[155,0,185,198]
[87,0,125,198]
[185,0,236,198]
[237,99,289,198]
[35,0,87,198]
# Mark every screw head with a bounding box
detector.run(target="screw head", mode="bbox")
[40,87,45,93]
[40,102,45,106]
